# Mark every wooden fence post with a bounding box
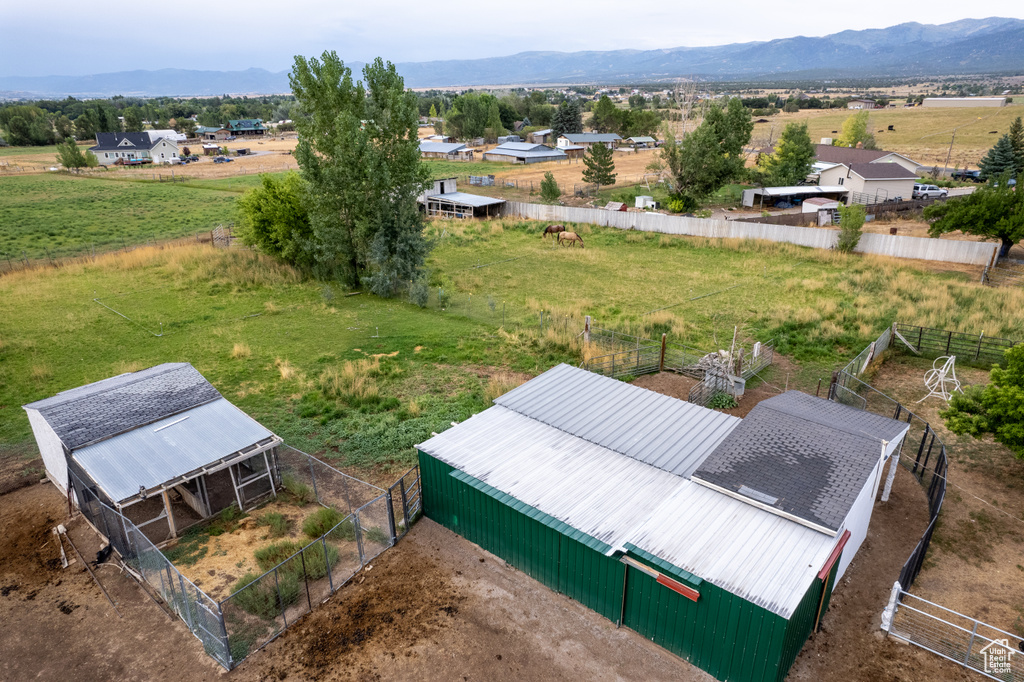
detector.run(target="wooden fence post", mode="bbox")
[584,315,591,344]
[659,333,667,372]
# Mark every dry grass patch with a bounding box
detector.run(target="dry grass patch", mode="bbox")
[484,371,529,402]
[319,358,382,404]
[231,343,252,359]
[112,359,146,374]
[275,358,297,380]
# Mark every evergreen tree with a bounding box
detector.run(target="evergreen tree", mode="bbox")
[540,171,561,202]
[484,100,505,141]
[978,135,1018,181]
[1006,116,1023,177]
[581,142,616,192]
[551,100,582,139]
[758,122,815,186]
[428,104,437,119]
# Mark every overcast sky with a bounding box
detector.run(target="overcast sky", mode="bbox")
[2,3,1021,77]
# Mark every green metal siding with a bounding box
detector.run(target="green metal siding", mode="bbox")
[420,450,832,682]
[419,451,625,621]
[621,550,789,682]
[774,549,842,682]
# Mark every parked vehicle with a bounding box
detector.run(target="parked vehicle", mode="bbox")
[912,184,948,200]
[213,156,234,163]
[950,169,982,182]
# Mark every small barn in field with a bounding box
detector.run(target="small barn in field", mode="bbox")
[482,142,567,164]
[24,363,283,545]
[418,364,909,682]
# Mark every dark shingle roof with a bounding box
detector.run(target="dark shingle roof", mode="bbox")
[89,132,165,152]
[691,391,908,534]
[847,163,919,180]
[814,144,888,165]
[24,363,221,450]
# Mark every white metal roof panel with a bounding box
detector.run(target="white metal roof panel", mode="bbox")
[425,192,506,208]
[73,398,277,503]
[627,479,838,618]
[494,364,739,477]
[419,141,466,154]
[759,185,849,196]
[418,406,684,550]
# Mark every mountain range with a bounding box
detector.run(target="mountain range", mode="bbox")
[2,18,1022,98]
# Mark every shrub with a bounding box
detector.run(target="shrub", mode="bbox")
[254,541,303,570]
[208,504,247,536]
[299,540,340,579]
[256,512,290,538]
[230,571,300,620]
[408,279,428,307]
[836,204,866,254]
[281,473,316,506]
[253,539,339,579]
[302,507,346,539]
[707,392,738,409]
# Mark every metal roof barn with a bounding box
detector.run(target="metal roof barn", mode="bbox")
[418,364,909,682]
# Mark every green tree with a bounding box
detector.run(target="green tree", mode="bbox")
[179,119,197,137]
[783,100,799,113]
[122,107,143,132]
[835,203,865,253]
[590,96,617,133]
[628,94,647,109]
[484,100,505,142]
[924,176,1024,257]
[941,344,1024,458]
[836,111,876,149]
[978,134,1018,181]
[84,150,99,168]
[237,172,315,269]
[55,138,89,169]
[581,142,616,191]
[428,103,437,119]
[1008,116,1024,177]
[551,100,582,139]
[290,52,430,294]
[54,115,74,140]
[758,122,815,186]
[540,171,561,202]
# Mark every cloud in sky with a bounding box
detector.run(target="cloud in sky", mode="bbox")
[2,2,1021,77]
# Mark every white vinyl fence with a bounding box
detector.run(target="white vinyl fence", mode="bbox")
[499,202,998,266]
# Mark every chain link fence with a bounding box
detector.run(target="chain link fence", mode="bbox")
[67,446,420,670]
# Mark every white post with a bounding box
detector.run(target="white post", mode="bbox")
[881,440,899,502]
[880,581,902,633]
[584,315,591,344]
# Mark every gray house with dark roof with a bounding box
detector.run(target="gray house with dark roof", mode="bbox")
[24,363,282,543]
[89,132,180,166]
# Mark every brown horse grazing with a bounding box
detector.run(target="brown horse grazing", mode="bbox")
[557,231,584,248]
[542,224,565,238]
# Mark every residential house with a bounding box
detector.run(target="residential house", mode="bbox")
[226,119,267,136]
[89,132,179,166]
[818,163,919,203]
[197,126,231,141]
[527,128,553,145]
[813,144,921,174]
[846,99,877,110]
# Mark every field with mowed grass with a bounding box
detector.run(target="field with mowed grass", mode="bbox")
[3,219,1023,482]
[0,173,239,259]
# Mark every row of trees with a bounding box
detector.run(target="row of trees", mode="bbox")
[589,96,662,138]
[0,94,298,146]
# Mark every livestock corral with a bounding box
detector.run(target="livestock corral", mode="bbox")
[2,217,1024,681]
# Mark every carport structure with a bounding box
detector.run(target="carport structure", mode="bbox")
[418,364,909,682]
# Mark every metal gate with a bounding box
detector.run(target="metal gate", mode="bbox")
[884,585,1024,681]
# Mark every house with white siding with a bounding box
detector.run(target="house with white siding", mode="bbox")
[818,163,919,203]
[89,132,179,166]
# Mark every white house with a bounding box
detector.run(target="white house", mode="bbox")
[814,144,922,174]
[89,132,179,166]
[818,163,919,203]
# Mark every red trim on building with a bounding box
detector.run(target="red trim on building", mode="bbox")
[656,574,700,602]
[818,529,851,580]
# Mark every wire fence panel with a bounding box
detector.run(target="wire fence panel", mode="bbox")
[894,323,1017,366]
[889,590,1024,681]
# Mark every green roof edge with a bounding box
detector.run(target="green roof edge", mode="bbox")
[623,542,703,588]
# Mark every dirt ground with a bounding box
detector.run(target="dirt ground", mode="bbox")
[867,355,1024,639]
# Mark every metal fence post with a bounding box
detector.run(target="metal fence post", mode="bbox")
[299,550,313,611]
[322,537,334,593]
[354,514,365,568]
[964,620,979,664]
[399,477,410,533]
[385,490,397,544]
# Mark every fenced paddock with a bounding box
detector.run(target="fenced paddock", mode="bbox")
[69,445,421,670]
[497,201,999,266]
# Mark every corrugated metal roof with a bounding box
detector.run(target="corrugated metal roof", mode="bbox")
[423,191,505,208]
[758,185,849,197]
[626,480,837,618]
[483,148,567,160]
[419,141,466,154]
[692,391,908,534]
[73,398,277,503]
[492,142,548,152]
[24,363,221,450]
[561,133,622,143]
[494,364,739,477]
[418,406,683,551]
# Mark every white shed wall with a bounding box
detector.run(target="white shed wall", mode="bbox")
[837,433,906,579]
[25,408,68,495]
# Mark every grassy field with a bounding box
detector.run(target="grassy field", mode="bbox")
[0,173,239,259]
[752,103,1024,168]
[3,220,1023,480]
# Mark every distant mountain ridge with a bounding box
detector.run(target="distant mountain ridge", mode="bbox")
[2,18,1022,98]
